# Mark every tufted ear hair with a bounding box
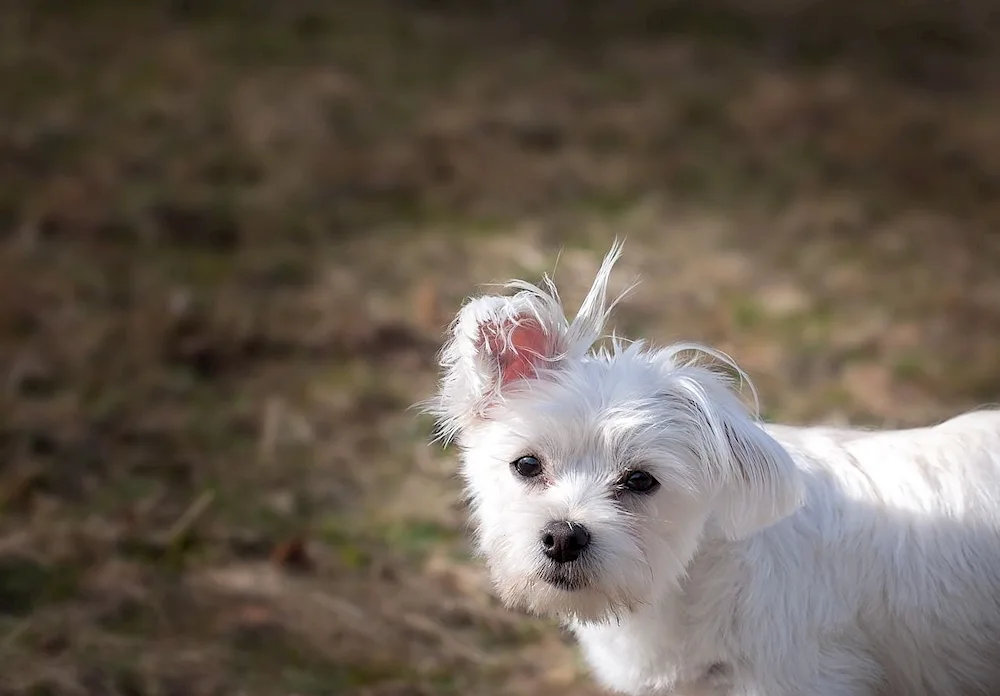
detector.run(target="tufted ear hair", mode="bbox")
[436,294,566,435]
[659,350,805,540]
[425,241,628,443]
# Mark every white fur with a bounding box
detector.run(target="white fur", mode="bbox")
[424,243,1000,696]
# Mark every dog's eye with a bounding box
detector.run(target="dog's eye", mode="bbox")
[622,470,658,493]
[511,455,542,478]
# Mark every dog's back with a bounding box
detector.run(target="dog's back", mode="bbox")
[770,410,1000,695]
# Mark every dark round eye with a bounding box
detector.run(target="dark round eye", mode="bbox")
[512,455,542,478]
[623,470,658,493]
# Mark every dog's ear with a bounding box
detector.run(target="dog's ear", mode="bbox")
[710,411,804,540]
[428,293,568,442]
[475,301,561,388]
[667,365,804,540]
[425,242,626,444]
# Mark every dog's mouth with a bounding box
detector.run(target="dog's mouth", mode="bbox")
[541,568,587,591]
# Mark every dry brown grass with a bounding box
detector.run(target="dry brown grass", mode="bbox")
[1,1,999,694]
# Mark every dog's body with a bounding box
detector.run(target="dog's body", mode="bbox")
[574,413,1000,696]
[426,243,1000,695]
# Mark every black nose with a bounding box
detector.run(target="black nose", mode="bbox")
[541,521,591,563]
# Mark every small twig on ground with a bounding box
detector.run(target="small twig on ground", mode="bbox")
[166,490,216,546]
[398,611,492,665]
[311,592,383,642]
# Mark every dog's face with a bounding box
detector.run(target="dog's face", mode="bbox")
[427,244,803,622]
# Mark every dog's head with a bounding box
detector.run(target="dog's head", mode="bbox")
[425,243,804,622]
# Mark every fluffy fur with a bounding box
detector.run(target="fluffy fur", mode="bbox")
[424,242,1000,695]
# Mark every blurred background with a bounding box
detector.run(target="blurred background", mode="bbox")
[2,1,999,694]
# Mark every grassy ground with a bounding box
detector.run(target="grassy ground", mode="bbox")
[2,1,1000,694]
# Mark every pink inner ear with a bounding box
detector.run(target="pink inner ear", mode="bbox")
[480,316,551,386]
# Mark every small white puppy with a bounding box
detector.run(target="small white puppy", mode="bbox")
[425,242,1000,696]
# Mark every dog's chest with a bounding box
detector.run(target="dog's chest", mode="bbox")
[571,608,734,696]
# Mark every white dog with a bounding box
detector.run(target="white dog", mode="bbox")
[424,242,1000,695]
